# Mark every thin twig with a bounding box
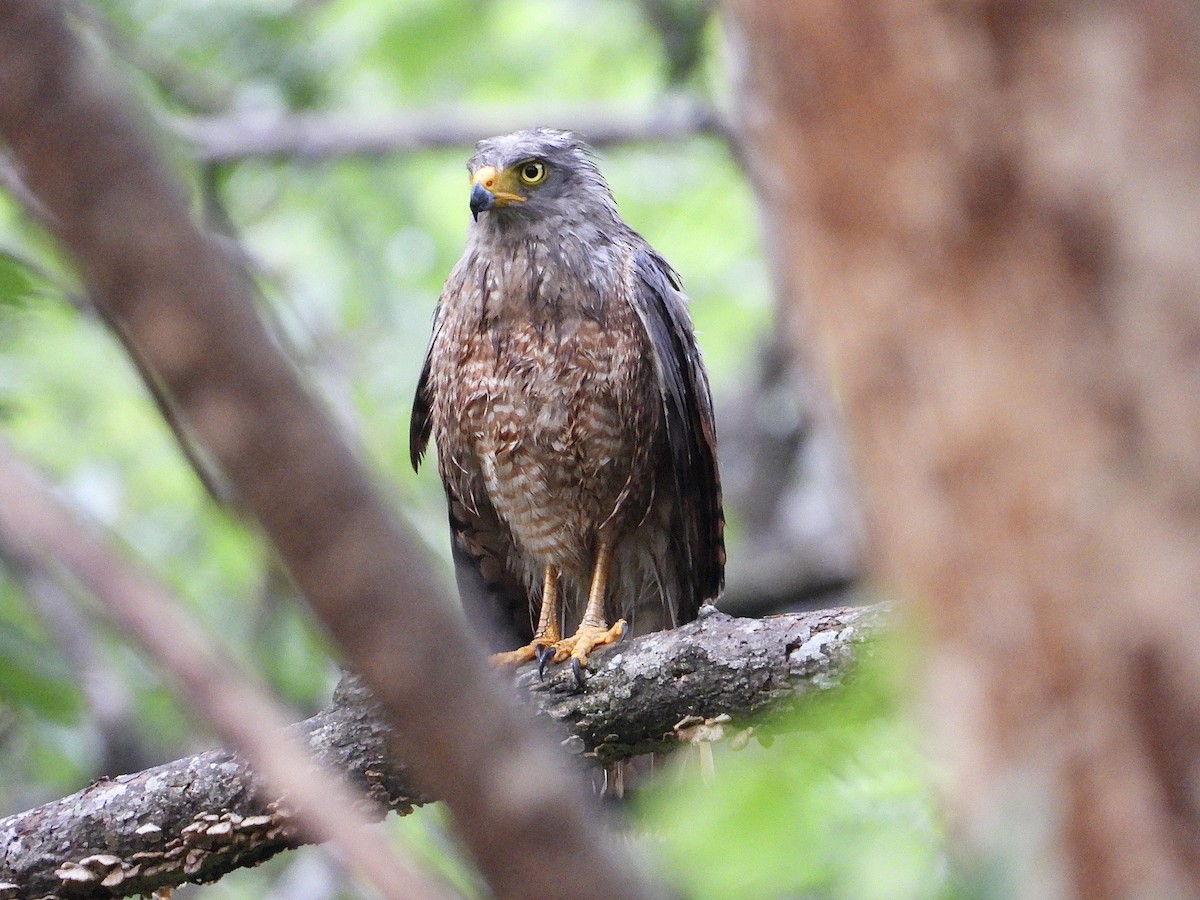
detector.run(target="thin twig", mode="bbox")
[169,98,726,163]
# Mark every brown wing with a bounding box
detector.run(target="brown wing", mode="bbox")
[408,312,438,472]
[409,303,534,650]
[629,246,726,618]
[445,493,535,650]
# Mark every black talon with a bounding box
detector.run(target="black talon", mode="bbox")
[572,657,587,690]
[535,643,556,681]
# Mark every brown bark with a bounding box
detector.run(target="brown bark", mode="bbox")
[725,1,1200,897]
[0,676,426,900]
[0,4,646,898]
[0,605,880,898]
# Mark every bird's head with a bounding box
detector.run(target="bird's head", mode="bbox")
[465,128,617,225]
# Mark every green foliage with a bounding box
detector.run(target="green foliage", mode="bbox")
[0,252,36,310]
[0,597,82,723]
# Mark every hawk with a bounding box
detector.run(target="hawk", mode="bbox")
[410,129,724,680]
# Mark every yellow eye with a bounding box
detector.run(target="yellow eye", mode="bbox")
[517,160,548,185]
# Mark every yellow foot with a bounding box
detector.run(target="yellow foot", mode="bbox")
[490,620,627,683]
[490,642,540,667]
[547,619,628,670]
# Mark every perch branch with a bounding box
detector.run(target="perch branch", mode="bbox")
[0,604,882,899]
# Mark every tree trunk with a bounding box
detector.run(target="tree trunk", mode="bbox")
[724,1,1200,896]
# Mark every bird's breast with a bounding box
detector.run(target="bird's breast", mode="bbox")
[433,300,658,573]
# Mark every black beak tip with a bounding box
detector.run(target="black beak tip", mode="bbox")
[470,183,495,220]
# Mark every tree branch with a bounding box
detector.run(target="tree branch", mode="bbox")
[0,441,437,899]
[0,604,881,899]
[0,5,663,897]
[168,98,725,163]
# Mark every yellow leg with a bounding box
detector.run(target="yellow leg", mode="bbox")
[549,540,627,671]
[533,566,561,645]
[581,539,613,628]
[491,566,560,666]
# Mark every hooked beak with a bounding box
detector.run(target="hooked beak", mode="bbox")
[470,182,495,221]
[469,165,526,221]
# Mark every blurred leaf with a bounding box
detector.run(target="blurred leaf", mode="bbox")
[0,620,82,723]
[0,250,35,307]
[392,805,488,899]
[637,636,969,900]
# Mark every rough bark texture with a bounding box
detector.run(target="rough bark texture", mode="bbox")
[725,2,1200,897]
[0,682,422,900]
[0,605,879,899]
[0,4,646,898]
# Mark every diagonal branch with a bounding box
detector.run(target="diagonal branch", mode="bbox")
[0,604,882,899]
[0,5,652,897]
[0,441,437,899]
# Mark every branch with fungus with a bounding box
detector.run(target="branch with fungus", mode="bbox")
[0,604,881,899]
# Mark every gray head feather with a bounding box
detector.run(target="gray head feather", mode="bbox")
[466,128,621,229]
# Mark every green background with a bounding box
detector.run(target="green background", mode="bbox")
[0,1,960,896]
